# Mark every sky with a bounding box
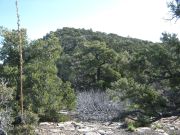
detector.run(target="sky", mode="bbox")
[0,0,180,42]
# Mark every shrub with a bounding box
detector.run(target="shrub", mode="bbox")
[127,122,136,132]
[0,80,13,133]
[11,124,36,135]
[23,111,39,126]
[108,78,167,122]
[39,109,70,122]
[77,90,125,121]
[10,111,39,135]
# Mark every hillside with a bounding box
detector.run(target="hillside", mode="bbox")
[44,27,156,54]
[0,27,179,134]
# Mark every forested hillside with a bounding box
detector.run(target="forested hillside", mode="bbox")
[0,27,180,134]
[1,0,180,134]
[47,28,180,120]
[44,28,155,91]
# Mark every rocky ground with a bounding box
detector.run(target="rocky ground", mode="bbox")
[36,92,180,135]
[150,116,180,135]
[36,116,180,135]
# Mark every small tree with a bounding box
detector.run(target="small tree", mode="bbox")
[71,40,119,91]
[24,35,76,121]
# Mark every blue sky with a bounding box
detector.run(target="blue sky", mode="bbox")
[0,0,180,42]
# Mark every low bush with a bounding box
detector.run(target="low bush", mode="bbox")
[11,124,36,135]
[0,81,13,134]
[77,90,125,121]
[39,109,70,122]
[10,111,39,135]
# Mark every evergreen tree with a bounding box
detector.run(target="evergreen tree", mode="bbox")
[24,34,76,120]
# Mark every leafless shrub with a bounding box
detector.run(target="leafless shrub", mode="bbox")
[76,90,125,121]
[0,80,13,133]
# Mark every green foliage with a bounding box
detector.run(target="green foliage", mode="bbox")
[108,32,180,123]
[152,123,163,130]
[127,122,136,132]
[61,82,76,109]
[46,28,154,92]
[124,117,138,132]
[23,110,39,126]
[57,39,120,91]
[10,111,39,135]
[71,40,119,90]
[44,28,180,123]
[0,28,76,124]
[1,26,180,129]
[11,124,36,135]
[109,78,166,116]
[39,110,70,122]
[0,28,28,88]
[24,35,76,118]
[0,28,27,65]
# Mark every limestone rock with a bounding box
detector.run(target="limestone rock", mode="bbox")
[136,127,151,133]
[37,116,180,135]
[84,132,101,135]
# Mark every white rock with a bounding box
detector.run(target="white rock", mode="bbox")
[174,126,179,130]
[98,129,113,134]
[108,122,123,128]
[84,132,101,135]
[157,132,169,135]
[57,123,65,128]
[136,127,151,133]
[64,121,74,125]
[39,122,51,126]
[64,125,76,131]
[169,126,175,130]
[77,126,95,132]
[50,128,62,133]
[98,129,106,134]
[155,129,169,135]
[59,110,69,115]
[155,129,165,133]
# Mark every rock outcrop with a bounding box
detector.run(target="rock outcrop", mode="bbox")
[36,121,129,135]
[36,116,180,135]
